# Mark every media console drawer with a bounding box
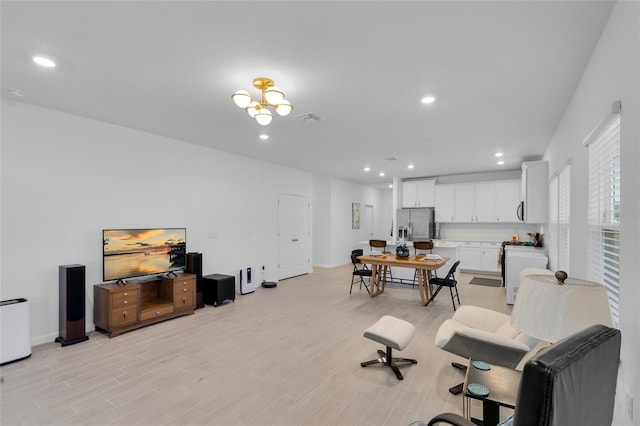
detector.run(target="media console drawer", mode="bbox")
[94,273,196,338]
[140,304,174,321]
[111,306,137,327]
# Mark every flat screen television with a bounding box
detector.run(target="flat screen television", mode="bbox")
[102,228,186,282]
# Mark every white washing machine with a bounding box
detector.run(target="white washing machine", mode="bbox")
[505,247,548,304]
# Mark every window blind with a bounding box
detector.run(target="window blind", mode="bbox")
[548,174,559,272]
[548,165,571,274]
[558,165,571,273]
[585,109,620,327]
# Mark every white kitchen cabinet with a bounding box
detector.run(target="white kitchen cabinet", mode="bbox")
[402,179,435,208]
[496,180,521,222]
[454,183,497,222]
[439,181,520,223]
[459,242,501,274]
[454,184,476,222]
[459,243,482,271]
[475,182,497,222]
[521,161,548,223]
[435,184,455,222]
[480,243,501,273]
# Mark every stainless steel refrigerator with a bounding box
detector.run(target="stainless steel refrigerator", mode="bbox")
[397,208,435,241]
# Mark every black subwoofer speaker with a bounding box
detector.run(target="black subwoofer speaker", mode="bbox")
[55,264,89,346]
[186,252,204,309]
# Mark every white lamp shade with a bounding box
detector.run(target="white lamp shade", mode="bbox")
[232,90,252,108]
[510,274,613,343]
[264,85,285,105]
[254,108,273,126]
[246,101,260,118]
[275,100,293,116]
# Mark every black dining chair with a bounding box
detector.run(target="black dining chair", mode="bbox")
[350,249,371,294]
[428,260,461,310]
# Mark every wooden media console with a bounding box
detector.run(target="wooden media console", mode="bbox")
[94,273,196,338]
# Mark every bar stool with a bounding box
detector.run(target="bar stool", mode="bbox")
[369,239,393,282]
[412,240,434,287]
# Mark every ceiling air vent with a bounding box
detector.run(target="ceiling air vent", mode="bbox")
[384,157,397,161]
[296,112,321,122]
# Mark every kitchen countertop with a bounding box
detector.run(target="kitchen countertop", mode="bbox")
[359,239,540,248]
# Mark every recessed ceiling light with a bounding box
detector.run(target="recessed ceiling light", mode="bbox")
[408,164,415,169]
[259,134,269,140]
[379,172,385,177]
[421,96,436,104]
[33,56,56,68]
[388,183,393,188]
[497,160,505,165]
[364,167,371,172]
[495,152,504,157]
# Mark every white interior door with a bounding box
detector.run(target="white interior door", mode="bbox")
[363,204,374,239]
[278,194,310,280]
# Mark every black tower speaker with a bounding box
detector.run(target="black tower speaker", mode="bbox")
[55,264,89,346]
[186,252,204,309]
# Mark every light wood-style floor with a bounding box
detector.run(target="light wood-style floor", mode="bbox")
[1,265,512,426]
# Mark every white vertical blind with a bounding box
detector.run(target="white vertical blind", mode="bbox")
[558,165,571,273]
[585,111,620,327]
[548,175,559,272]
[548,165,571,274]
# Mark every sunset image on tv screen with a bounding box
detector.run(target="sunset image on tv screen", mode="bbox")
[103,228,186,281]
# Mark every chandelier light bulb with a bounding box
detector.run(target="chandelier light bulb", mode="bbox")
[246,101,260,118]
[264,85,285,105]
[232,90,252,108]
[275,100,292,116]
[255,108,273,126]
[232,78,292,125]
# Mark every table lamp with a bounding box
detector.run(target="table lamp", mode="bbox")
[510,271,613,343]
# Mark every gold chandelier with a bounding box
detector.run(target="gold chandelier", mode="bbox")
[231,77,293,126]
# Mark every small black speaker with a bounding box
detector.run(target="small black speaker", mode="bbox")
[186,253,204,309]
[56,264,89,346]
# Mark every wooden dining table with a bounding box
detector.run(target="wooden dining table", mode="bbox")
[357,253,450,305]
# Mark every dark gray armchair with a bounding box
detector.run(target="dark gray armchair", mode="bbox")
[427,324,621,426]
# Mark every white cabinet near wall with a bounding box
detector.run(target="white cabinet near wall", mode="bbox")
[402,179,435,208]
[521,161,549,223]
[496,180,521,222]
[435,184,455,222]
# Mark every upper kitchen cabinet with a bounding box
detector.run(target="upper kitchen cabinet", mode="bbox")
[435,184,455,222]
[495,180,521,222]
[402,179,435,208]
[435,180,521,223]
[455,182,497,222]
[520,161,548,223]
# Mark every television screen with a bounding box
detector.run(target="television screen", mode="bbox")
[103,228,186,282]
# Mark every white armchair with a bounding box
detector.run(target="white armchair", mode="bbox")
[434,305,539,394]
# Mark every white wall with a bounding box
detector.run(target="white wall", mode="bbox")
[1,100,312,344]
[543,2,639,423]
[311,175,390,268]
